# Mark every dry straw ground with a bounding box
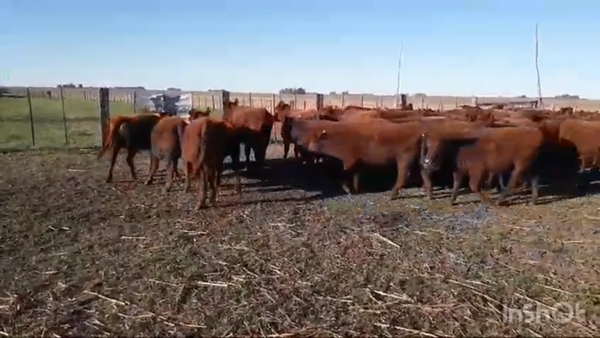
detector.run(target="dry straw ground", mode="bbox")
[0,144,599,337]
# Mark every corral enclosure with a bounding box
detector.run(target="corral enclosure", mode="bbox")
[1,86,600,336]
[7,86,600,111]
[2,86,599,151]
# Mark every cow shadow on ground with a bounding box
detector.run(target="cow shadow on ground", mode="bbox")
[148,158,600,207]
[223,158,431,199]
[445,171,600,207]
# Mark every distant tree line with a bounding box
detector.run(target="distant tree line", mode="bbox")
[555,94,580,99]
[56,84,147,90]
[279,87,306,94]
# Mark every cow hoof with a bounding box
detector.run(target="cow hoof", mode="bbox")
[196,203,208,210]
[144,180,152,185]
[105,178,113,183]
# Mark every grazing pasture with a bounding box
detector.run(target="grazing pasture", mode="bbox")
[1,143,599,337]
[0,97,133,150]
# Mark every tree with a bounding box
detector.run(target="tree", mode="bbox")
[78,84,83,88]
[555,94,580,99]
[279,87,306,94]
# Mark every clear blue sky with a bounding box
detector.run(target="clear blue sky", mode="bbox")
[2,0,600,98]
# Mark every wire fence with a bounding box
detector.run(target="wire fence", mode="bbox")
[0,88,136,151]
[1,86,593,152]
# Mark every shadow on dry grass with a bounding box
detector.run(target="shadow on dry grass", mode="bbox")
[0,146,599,337]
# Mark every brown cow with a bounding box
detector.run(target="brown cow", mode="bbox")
[417,120,509,199]
[422,127,546,205]
[274,101,336,160]
[179,117,243,209]
[98,113,165,183]
[290,119,424,198]
[223,98,274,172]
[145,116,189,191]
[188,107,212,120]
[559,118,600,172]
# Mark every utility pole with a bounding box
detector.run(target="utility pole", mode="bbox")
[535,23,543,108]
[395,41,404,108]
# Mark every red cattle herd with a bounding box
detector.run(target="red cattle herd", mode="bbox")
[98,100,600,209]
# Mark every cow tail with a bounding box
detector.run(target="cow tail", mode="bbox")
[97,117,127,160]
[195,121,210,173]
[176,122,186,149]
[419,132,428,162]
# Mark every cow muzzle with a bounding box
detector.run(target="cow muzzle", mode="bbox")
[421,158,438,172]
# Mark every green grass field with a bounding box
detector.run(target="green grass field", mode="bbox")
[0,97,134,150]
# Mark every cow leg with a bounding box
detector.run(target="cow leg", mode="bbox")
[420,169,434,200]
[209,166,220,205]
[340,160,356,195]
[341,172,353,195]
[245,144,252,167]
[283,138,290,159]
[498,173,506,192]
[294,144,300,161]
[172,158,181,182]
[125,149,137,181]
[184,161,193,193]
[485,172,494,190]
[530,174,540,205]
[164,159,175,192]
[497,165,525,206]
[255,137,270,170]
[470,171,492,205]
[578,156,586,173]
[196,166,209,209]
[144,155,160,185]
[352,170,360,193]
[106,145,121,183]
[390,158,410,200]
[450,171,464,204]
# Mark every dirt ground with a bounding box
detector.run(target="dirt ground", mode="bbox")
[0,144,599,337]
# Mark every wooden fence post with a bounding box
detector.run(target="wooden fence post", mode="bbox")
[99,88,110,147]
[133,90,137,114]
[26,87,36,147]
[220,90,230,118]
[400,94,407,110]
[59,86,68,145]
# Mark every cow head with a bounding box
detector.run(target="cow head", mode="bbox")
[189,107,211,121]
[420,132,442,173]
[274,100,291,121]
[224,98,240,109]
